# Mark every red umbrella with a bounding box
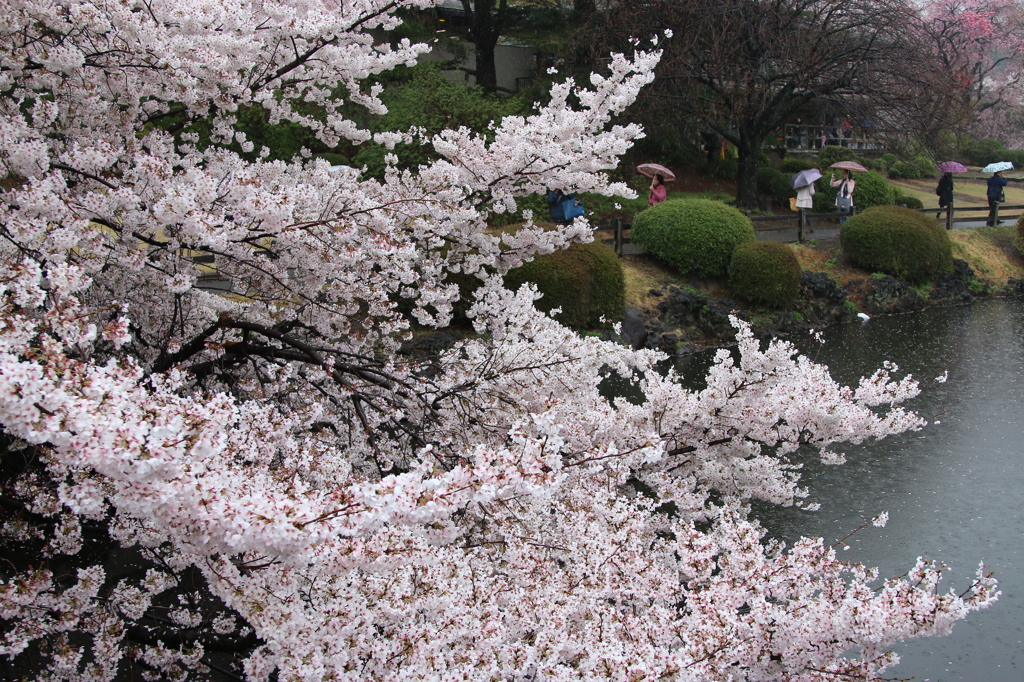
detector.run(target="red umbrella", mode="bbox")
[636,163,676,182]
[830,160,868,172]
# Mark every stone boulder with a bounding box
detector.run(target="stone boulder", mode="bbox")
[930,259,987,303]
[844,276,926,315]
[797,271,854,327]
[656,286,742,342]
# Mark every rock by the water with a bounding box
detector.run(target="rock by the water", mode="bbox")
[844,277,926,315]
[930,259,987,303]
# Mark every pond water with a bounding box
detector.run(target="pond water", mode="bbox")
[744,299,1024,681]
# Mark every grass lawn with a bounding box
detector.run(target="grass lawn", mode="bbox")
[889,178,1024,211]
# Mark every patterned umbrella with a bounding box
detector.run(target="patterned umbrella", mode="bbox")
[636,163,676,182]
[830,161,869,172]
[937,161,968,173]
[982,161,1014,173]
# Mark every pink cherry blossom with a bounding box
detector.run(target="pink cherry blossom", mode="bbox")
[0,1,996,680]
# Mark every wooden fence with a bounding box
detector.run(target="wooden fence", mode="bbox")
[601,203,1023,256]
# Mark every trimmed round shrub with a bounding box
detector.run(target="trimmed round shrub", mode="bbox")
[728,241,802,308]
[503,241,625,330]
[914,155,938,178]
[852,170,896,209]
[631,199,755,277]
[1015,214,1024,254]
[881,153,899,170]
[887,160,919,179]
[819,146,857,166]
[840,205,953,283]
[780,157,816,173]
[895,195,924,209]
[757,167,795,204]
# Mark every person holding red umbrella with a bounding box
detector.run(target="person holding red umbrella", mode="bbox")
[830,169,856,223]
[637,163,674,206]
[648,174,667,205]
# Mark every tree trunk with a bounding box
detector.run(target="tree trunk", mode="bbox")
[734,141,760,209]
[474,35,500,92]
[462,0,507,93]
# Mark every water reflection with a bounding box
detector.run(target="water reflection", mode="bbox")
[742,300,1024,681]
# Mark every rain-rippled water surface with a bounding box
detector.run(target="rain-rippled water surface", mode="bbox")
[747,299,1024,681]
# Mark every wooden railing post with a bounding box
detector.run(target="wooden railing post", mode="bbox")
[946,201,954,230]
[614,218,623,255]
[993,202,1000,227]
[797,209,805,242]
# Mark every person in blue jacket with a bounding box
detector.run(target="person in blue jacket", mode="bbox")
[987,171,1010,226]
[547,189,584,222]
[547,189,566,221]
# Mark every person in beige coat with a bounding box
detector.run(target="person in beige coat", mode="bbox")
[795,182,815,226]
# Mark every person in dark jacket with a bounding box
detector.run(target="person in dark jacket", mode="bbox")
[936,172,954,220]
[987,171,1009,226]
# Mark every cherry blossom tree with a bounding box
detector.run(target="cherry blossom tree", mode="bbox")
[911,0,1024,149]
[0,1,997,680]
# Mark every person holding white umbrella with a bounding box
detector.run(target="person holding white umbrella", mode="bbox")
[984,162,1015,225]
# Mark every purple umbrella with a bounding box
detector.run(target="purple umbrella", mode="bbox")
[791,168,822,189]
[937,161,968,173]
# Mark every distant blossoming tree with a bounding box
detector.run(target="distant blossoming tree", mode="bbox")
[916,0,1024,147]
[0,1,997,680]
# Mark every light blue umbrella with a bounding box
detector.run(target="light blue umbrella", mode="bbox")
[982,161,1014,173]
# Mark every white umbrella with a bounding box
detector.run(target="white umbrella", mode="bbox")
[982,161,1014,173]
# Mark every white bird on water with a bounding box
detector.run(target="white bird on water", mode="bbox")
[857,312,870,322]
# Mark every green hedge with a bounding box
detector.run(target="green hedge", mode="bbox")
[894,195,924,209]
[840,205,953,283]
[758,167,796,204]
[708,158,738,179]
[728,241,803,308]
[865,157,887,172]
[887,160,919,179]
[1015,214,1024,255]
[631,199,755,277]
[915,155,938,178]
[780,157,816,173]
[853,171,897,209]
[503,241,625,329]
[961,138,1003,167]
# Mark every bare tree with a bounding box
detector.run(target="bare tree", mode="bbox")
[578,0,931,207]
